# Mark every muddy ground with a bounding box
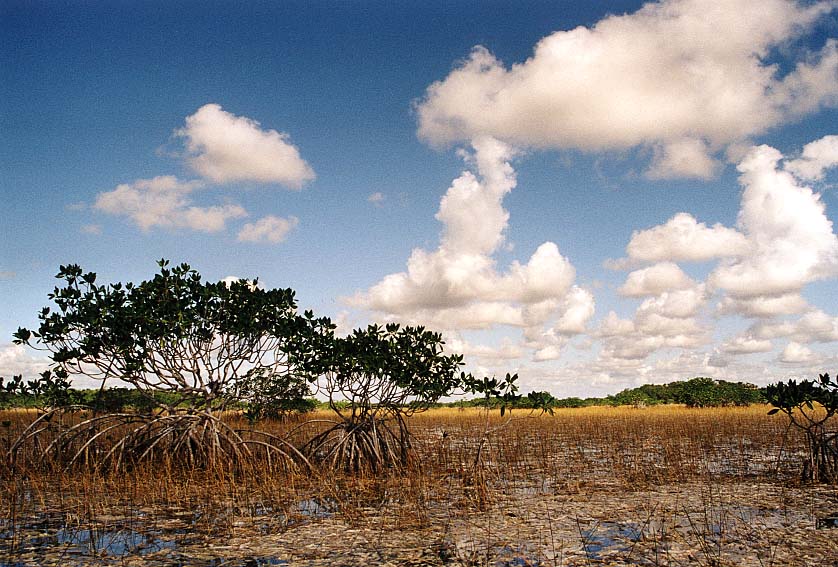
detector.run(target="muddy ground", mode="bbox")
[4,479,838,567]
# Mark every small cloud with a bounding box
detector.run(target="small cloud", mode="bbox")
[65,202,87,212]
[785,135,838,181]
[646,138,720,180]
[779,342,818,364]
[602,257,632,271]
[624,213,748,264]
[618,262,696,297]
[720,335,774,355]
[176,104,315,188]
[94,175,246,233]
[81,224,102,235]
[368,192,385,206]
[0,271,15,280]
[237,215,299,244]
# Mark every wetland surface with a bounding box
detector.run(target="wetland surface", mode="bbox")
[3,406,837,566]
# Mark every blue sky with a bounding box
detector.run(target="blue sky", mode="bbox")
[3,0,838,395]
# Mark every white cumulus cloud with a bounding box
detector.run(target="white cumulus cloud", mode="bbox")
[350,137,593,356]
[237,215,299,244]
[709,144,838,298]
[0,343,50,378]
[596,282,709,364]
[785,134,838,180]
[177,103,315,188]
[646,138,721,180]
[717,293,809,318]
[416,0,838,178]
[619,262,696,297]
[753,310,838,344]
[721,335,774,355]
[779,341,818,364]
[94,176,247,232]
[623,213,748,264]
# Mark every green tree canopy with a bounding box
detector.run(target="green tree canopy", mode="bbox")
[13,260,331,413]
[305,323,466,471]
[10,260,332,470]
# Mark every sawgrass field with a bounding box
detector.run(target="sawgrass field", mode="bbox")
[2,404,837,566]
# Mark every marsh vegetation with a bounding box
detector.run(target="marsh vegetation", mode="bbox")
[2,404,837,566]
[2,262,837,566]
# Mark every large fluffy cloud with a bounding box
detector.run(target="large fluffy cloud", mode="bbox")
[599,136,838,371]
[618,262,696,297]
[623,213,748,264]
[416,0,838,178]
[614,137,838,324]
[177,104,315,188]
[350,137,593,357]
[94,176,247,232]
[709,145,838,298]
[752,310,838,344]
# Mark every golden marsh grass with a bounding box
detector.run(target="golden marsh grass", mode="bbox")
[2,404,836,566]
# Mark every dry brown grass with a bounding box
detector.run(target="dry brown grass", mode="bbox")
[0,404,826,566]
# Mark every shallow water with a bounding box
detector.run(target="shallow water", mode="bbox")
[0,496,342,567]
[1,520,178,566]
[580,520,643,559]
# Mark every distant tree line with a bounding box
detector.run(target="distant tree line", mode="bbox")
[606,377,765,407]
[2,375,766,413]
[450,377,765,409]
[0,385,319,414]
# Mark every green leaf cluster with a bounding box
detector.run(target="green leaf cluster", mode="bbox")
[764,373,838,483]
[317,323,466,417]
[765,373,838,418]
[0,370,73,409]
[607,377,764,407]
[12,260,333,415]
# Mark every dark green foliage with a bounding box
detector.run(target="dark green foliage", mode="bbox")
[306,323,466,472]
[607,378,764,407]
[524,390,557,414]
[13,260,326,413]
[676,377,725,408]
[448,377,762,410]
[10,260,330,470]
[463,373,521,416]
[0,383,187,412]
[765,373,838,483]
[318,323,466,414]
[238,368,317,423]
[0,375,29,408]
[456,378,560,415]
[80,388,179,414]
[0,370,74,409]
